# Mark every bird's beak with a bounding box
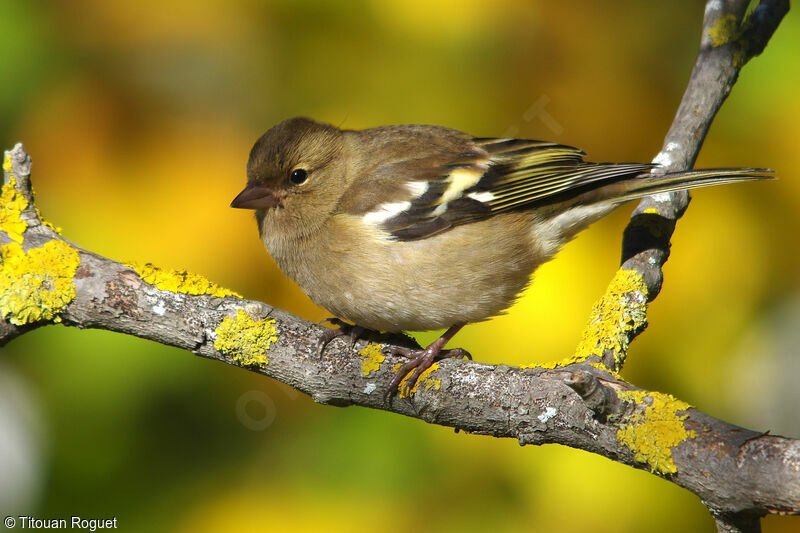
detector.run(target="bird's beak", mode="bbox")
[230,182,281,209]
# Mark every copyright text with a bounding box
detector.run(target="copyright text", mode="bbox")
[4,516,118,530]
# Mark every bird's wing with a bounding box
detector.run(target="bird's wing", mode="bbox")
[352,135,653,241]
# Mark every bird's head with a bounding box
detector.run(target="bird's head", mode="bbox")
[232,117,346,238]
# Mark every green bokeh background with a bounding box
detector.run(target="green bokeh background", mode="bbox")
[2,1,799,531]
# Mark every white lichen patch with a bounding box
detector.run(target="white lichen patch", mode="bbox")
[652,142,680,169]
[705,0,723,14]
[537,406,558,424]
[650,192,673,203]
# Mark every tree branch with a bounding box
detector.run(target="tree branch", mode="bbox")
[0,0,793,530]
[609,0,790,374]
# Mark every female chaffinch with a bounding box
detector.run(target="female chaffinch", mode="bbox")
[232,117,771,397]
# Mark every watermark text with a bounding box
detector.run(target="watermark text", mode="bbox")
[4,516,117,530]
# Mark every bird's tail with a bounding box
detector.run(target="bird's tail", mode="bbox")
[596,167,775,205]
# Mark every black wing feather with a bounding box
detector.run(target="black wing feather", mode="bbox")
[378,138,649,240]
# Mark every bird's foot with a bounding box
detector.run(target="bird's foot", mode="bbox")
[317,318,366,355]
[384,324,469,400]
[385,346,471,400]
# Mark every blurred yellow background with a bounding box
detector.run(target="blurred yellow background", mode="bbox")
[2,1,799,531]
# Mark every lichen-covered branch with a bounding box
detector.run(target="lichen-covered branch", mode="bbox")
[2,139,799,523]
[582,0,790,379]
[0,1,794,530]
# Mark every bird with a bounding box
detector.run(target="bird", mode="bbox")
[231,117,772,398]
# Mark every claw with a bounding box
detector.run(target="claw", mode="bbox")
[384,324,468,401]
[317,318,366,355]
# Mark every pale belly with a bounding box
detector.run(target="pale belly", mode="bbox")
[265,212,554,332]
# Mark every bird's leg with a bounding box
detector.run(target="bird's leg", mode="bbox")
[385,324,470,400]
[317,318,366,355]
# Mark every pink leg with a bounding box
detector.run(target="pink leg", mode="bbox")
[384,324,470,400]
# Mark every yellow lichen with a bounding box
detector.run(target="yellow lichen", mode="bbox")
[0,240,80,325]
[530,269,648,371]
[528,359,563,370]
[1,177,29,243]
[213,309,277,367]
[574,269,648,367]
[33,200,62,235]
[359,343,385,376]
[615,390,696,475]
[129,262,241,298]
[393,362,441,398]
[707,14,739,47]
[40,217,62,235]
[706,12,753,67]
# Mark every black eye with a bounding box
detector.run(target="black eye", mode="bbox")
[289,168,308,185]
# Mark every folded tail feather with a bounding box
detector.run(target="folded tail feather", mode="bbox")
[570,167,775,207]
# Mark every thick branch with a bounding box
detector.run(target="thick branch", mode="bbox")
[2,142,799,519]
